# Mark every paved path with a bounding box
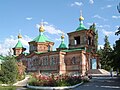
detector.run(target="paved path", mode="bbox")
[74,77,120,90]
[13,75,30,87]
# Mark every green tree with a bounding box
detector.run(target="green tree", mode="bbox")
[0,56,18,84]
[111,3,120,71]
[99,35,112,71]
[111,39,120,71]
[115,3,120,35]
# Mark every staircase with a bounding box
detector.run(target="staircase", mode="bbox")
[87,69,110,76]
[98,69,110,74]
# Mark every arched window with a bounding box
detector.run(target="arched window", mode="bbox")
[72,57,76,64]
[48,45,50,51]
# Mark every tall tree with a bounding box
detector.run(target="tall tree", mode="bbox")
[103,36,112,52]
[99,35,112,71]
[111,40,120,70]
[115,3,120,35]
[112,3,120,71]
[0,56,18,84]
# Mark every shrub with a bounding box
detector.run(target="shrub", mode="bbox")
[0,56,18,84]
[28,74,82,87]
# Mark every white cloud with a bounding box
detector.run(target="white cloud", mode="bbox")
[102,29,114,36]
[0,35,32,55]
[101,5,112,9]
[71,2,83,7]
[104,25,110,28]
[55,38,61,41]
[107,5,112,8]
[89,0,94,4]
[93,15,107,21]
[26,17,32,20]
[97,24,110,28]
[45,25,63,35]
[87,23,93,26]
[112,16,120,19]
[36,21,63,35]
[115,25,119,28]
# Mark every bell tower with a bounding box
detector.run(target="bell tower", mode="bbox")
[67,11,97,52]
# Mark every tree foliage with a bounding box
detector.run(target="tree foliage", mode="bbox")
[111,3,120,71]
[117,2,120,13]
[111,39,120,71]
[0,56,18,84]
[115,27,120,36]
[98,36,112,71]
[115,3,120,35]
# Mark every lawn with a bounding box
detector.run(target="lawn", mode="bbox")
[0,86,16,90]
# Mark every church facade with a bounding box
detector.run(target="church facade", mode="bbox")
[13,13,99,75]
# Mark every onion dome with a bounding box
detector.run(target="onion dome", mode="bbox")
[58,33,67,49]
[39,23,45,32]
[14,33,24,48]
[32,22,52,42]
[76,10,87,31]
[18,33,22,39]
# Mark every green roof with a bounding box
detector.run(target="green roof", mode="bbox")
[22,52,29,56]
[33,32,51,42]
[76,23,87,31]
[59,41,67,49]
[62,48,84,52]
[15,40,23,48]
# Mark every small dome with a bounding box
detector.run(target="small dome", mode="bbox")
[18,33,22,39]
[79,16,84,21]
[39,24,45,32]
[61,34,64,39]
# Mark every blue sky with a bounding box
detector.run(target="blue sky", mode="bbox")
[0,0,120,55]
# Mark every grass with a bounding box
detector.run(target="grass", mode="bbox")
[0,86,36,90]
[0,86,16,90]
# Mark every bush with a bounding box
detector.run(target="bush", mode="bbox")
[28,74,82,87]
[28,77,38,86]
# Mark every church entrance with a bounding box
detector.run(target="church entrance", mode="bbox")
[91,59,97,69]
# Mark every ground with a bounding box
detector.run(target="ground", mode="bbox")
[74,76,120,90]
[15,76,120,90]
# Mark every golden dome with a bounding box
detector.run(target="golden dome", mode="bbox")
[61,34,64,39]
[79,16,84,21]
[39,24,45,32]
[18,33,22,39]
[79,10,84,21]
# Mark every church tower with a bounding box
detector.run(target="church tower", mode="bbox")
[57,33,67,51]
[67,11,97,52]
[29,22,54,53]
[13,33,26,56]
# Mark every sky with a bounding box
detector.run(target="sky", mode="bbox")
[0,0,120,55]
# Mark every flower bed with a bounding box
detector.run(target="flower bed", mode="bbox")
[28,73,87,87]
